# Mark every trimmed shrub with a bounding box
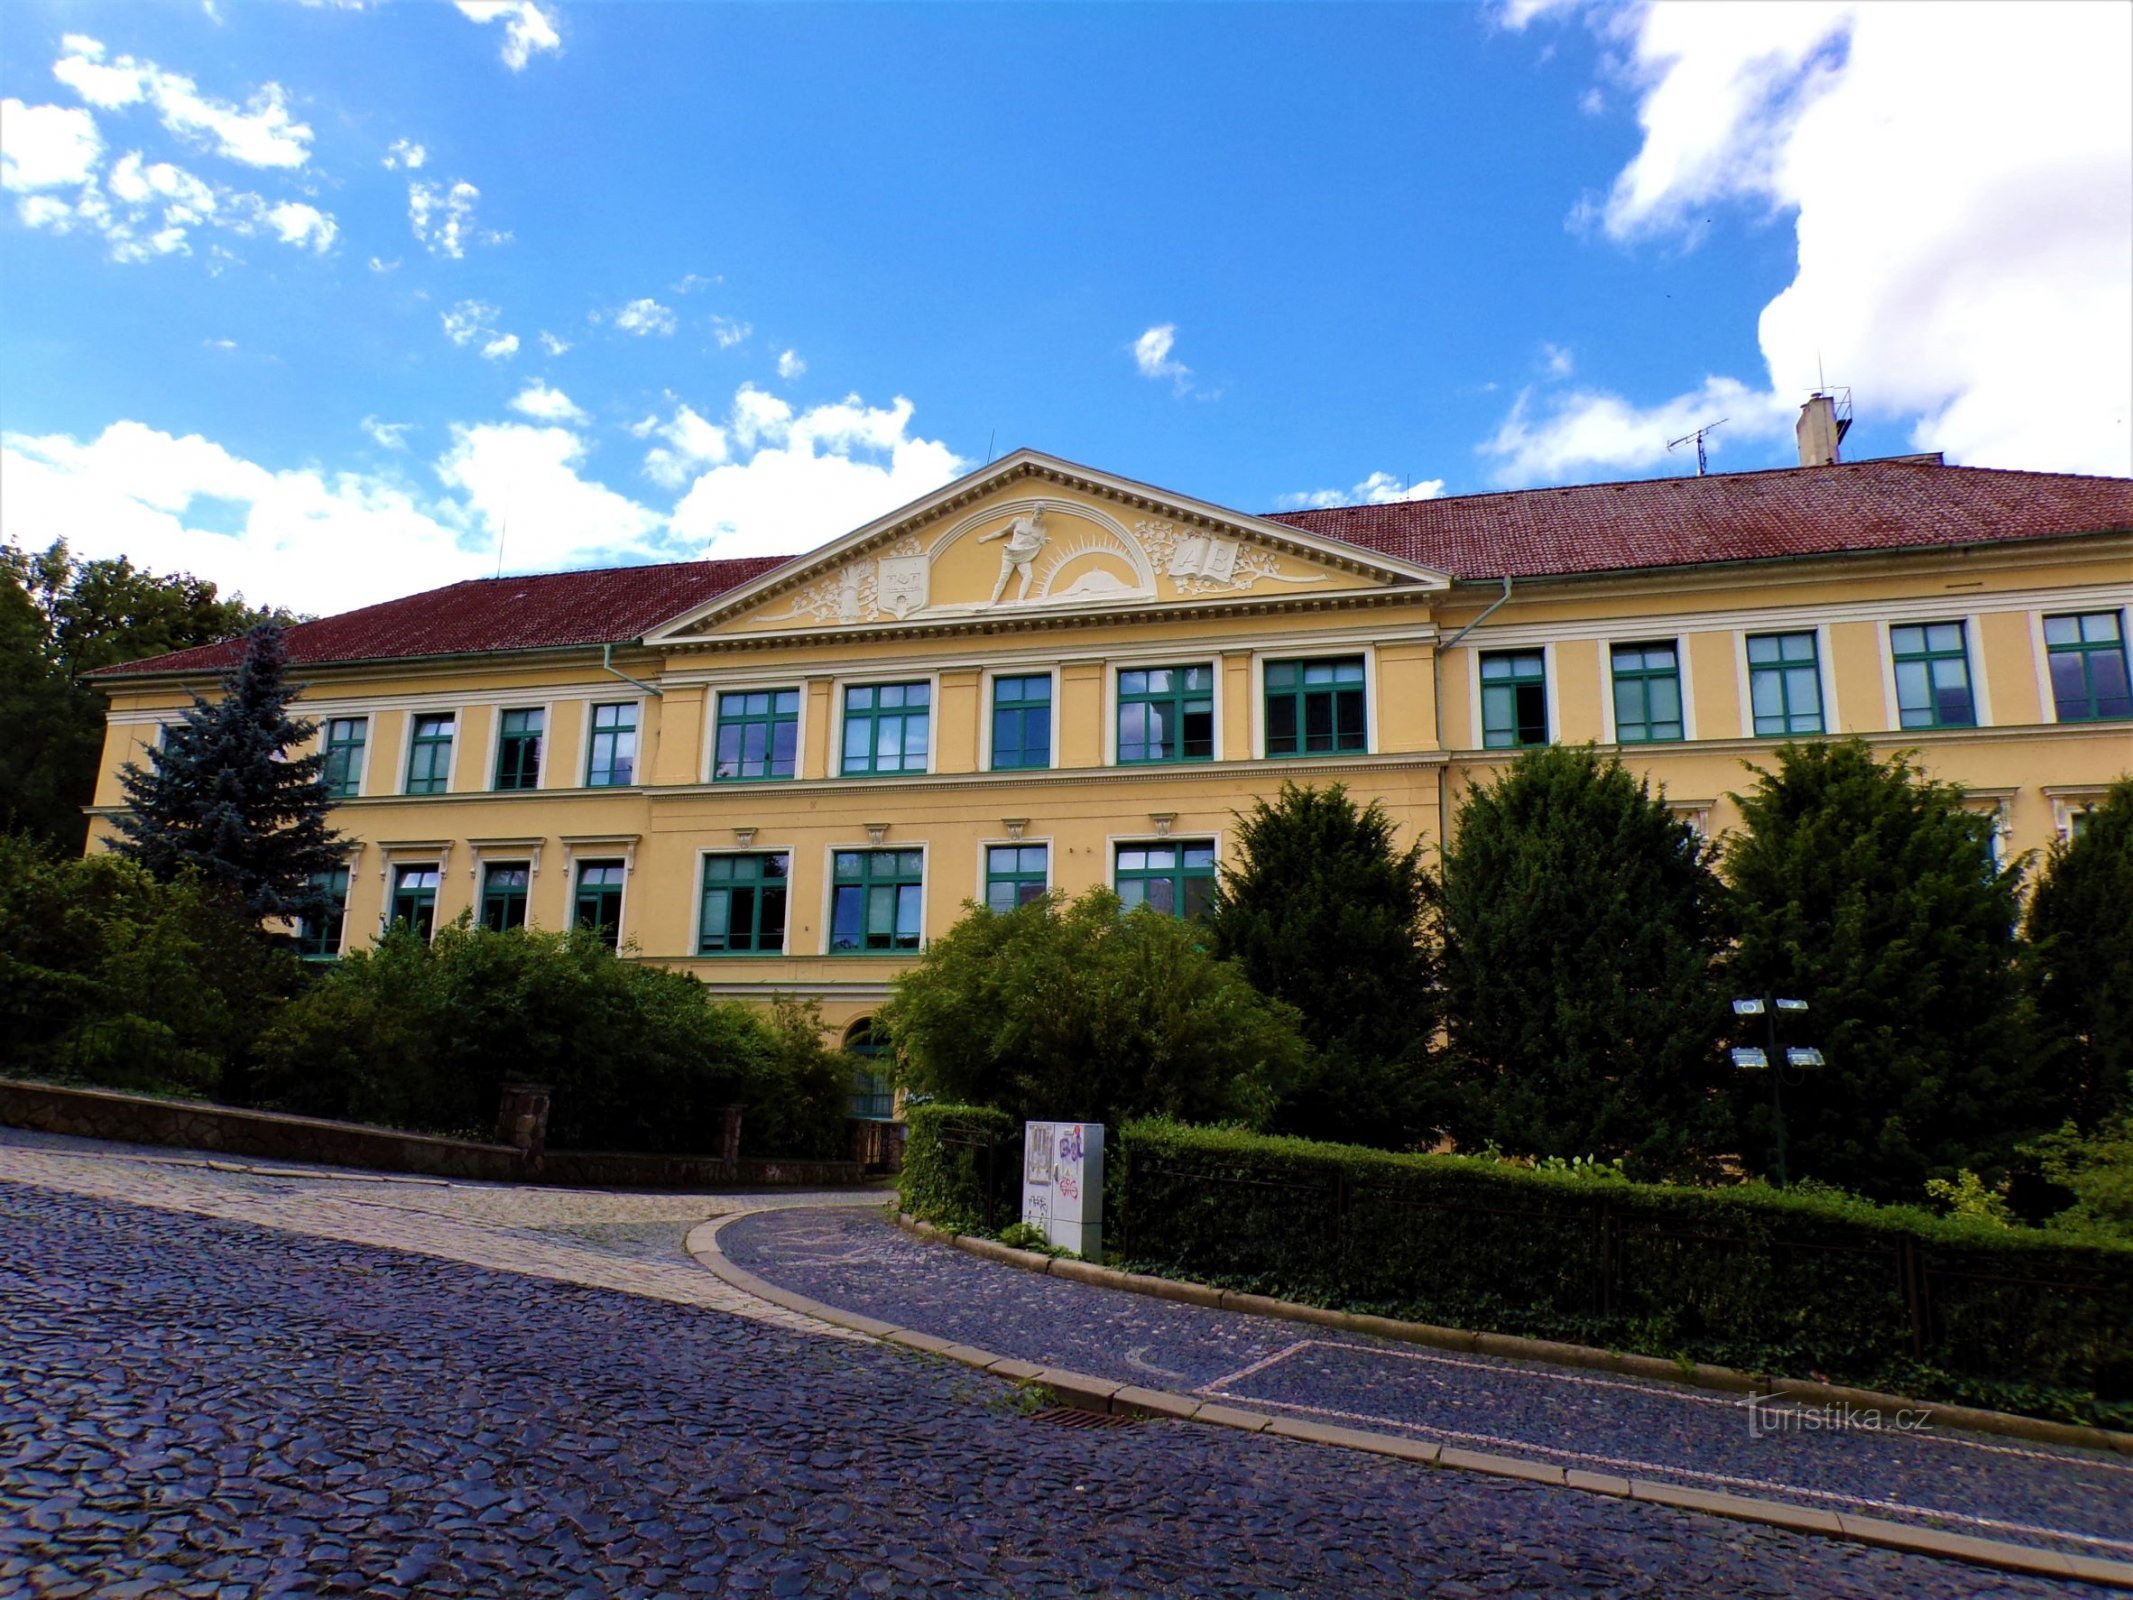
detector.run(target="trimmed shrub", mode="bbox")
[1114,1119,2133,1427]
[900,1103,1018,1233]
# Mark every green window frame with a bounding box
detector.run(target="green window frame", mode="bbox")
[844,1019,895,1120]
[573,860,626,950]
[1890,622,1976,729]
[990,674,1053,771]
[297,867,348,960]
[1264,657,1366,757]
[1610,643,1684,744]
[480,862,531,932]
[1115,840,1217,920]
[389,864,440,939]
[321,717,367,800]
[840,683,931,776]
[714,689,800,781]
[494,708,543,790]
[2044,611,2132,723]
[829,849,923,952]
[1480,651,1548,749]
[1117,665,1214,764]
[698,852,789,954]
[586,702,638,787]
[1747,632,1824,736]
[405,714,454,794]
[984,844,1049,914]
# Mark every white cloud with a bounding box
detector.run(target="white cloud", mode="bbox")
[776,348,807,381]
[1132,323,1191,390]
[538,330,571,356]
[481,333,519,361]
[1540,342,1574,378]
[508,379,587,425]
[1513,0,2133,479]
[368,255,399,273]
[709,315,751,349]
[265,200,335,253]
[1,100,104,190]
[667,387,965,558]
[17,148,336,262]
[440,300,516,359]
[453,1,562,71]
[637,403,730,489]
[362,416,412,450]
[436,423,665,571]
[672,272,717,295]
[1277,471,1448,511]
[383,137,426,171]
[52,35,312,169]
[407,178,482,258]
[1481,375,1792,485]
[613,297,677,337]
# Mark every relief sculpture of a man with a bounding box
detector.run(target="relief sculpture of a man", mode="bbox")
[979,506,1049,604]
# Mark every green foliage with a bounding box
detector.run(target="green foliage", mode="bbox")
[0,832,297,1096]
[254,922,842,1156]
[1724,740,2044,1199]
[753,996,860,1161]
[1924,1170,2014,1228]
[883,887,1308,1132]
[899,1103,1018,1232]
[2028,1117,2133,1243]
[1207,782,1441,1147]
[2024,776,2133,1131]
[111,622,345,929]
[1115,1117,2133,1427]
[1437,744,1731,1176]
[0,540,292,852]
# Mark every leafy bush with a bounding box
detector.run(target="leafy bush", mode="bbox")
[2028,1117,2133,1243]
[900,1103,1018,1232]
[2024,775,2133,1131]
[255,922,842,1156]
[1114,1118,2133,1427]
[883,888,1308,1131]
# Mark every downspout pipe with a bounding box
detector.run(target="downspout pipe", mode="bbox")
[1431,573,1514,863]
[601,641,664,697]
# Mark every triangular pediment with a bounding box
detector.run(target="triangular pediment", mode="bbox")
[646,450,1451,644]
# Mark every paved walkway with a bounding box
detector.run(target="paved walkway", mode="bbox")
[717,1206,2133,1567]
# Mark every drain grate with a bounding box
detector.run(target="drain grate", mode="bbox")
[1030,1406,1140,1430]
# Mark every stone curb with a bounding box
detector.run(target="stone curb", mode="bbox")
[682,1209,2133,1590]
[894,1213,2133,1459]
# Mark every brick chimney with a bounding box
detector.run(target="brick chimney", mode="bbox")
[1797,392,1851,467]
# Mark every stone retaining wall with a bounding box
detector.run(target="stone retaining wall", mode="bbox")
[0,1078,872,1190]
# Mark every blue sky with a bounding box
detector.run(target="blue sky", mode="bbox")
[3,1,2128,613]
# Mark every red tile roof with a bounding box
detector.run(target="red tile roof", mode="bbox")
[95,459,2130,680]
[1270,458,2133,581]
[93,555,792,679]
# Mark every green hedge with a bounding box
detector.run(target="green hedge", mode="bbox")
[900,1103,1019,1233]
[1115,1119,2133,1428]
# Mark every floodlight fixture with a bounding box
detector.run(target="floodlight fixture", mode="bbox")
[1730,1047,1770,1070]
[1732,998,1766,1016]
[1775,998,1810,1014]
[1786,1047,1826,1069]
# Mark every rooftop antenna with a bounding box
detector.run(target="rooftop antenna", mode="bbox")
[985,429,997,464]
[494,517,507,578]
[1667,417,1728,477]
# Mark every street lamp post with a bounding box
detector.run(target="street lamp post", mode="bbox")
[1730,996,1824,1187]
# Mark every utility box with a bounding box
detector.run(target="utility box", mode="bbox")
[1021,1121,1103,1259]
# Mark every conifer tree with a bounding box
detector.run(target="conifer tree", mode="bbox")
[1724,739,2042,1198]
[1208,782,1440,1147]
[2024,775,2133,1131]
[111,623,344,930]
[1438,744,1731,1175]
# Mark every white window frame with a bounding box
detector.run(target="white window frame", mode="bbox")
[398,709,460,796]
[1105,829,1226,917]
[974,834,1054,914]
[829,672,944,780]
[703,680,811,785]
[1737,624,1836,739]
[691,845,796,958]
[582,695,648,789]
[1599,635,1695,746]
[1104,655,1224,767]
[820,840,932,956]
[1470,642,1557,752]
[1880,617,1990,733]
[1249,645,1379,760]
[976,667,1062,774]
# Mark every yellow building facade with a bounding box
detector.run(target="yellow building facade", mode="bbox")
[91,445,2133,1044]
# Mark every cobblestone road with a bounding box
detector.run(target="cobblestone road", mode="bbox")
[0,1132,2116,1597]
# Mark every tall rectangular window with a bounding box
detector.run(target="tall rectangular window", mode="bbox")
[699,853,789,954]
[1890,622,1976,729]
[1747,632,1824,736]
[480,862,531,932]
[985,844,1049,913]
[1479,651,1548,749]
[494,708,543,790]
[1116,841,1217,920]
[1118,666,1214,763]
[714,689,800,781]
[1264,657,1366,757]
[990,675,1053,771]
[830,849,923,952]
[405,714,455,794]
[841,683,931,776]
[321,717,367,799]
[297,867,348,959]
[1611,643,1684,744]
[389,864,440,939]
[586,703,638,787]
[2044,611,2132,722]
[573,860,626,950]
